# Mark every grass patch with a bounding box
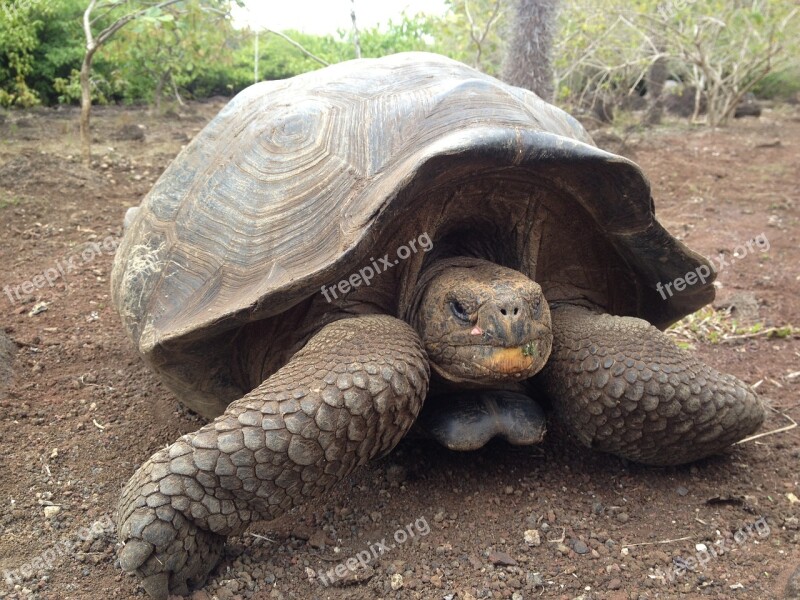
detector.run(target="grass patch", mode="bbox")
[667,306,797,349]
[0,195,22,209]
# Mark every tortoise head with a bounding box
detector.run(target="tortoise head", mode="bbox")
[410,258,553,384]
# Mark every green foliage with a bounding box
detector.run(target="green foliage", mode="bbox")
[753,66,800,100]
[358,13,444,58]
[253,30,348,80]
[554,0,800,124]
[6,0,796,115]
[438,0,507,75]
[53,67,129,104]
[0,0,509,107]
[668,306,798,346]
[0,0,52,106]
[105,1,241,104]
[27,0,88,104]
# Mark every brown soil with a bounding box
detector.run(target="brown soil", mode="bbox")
[0,100,798,600]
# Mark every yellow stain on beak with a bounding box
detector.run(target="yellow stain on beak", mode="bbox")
[486,347,536,374]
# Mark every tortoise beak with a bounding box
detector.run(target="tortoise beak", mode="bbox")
[473,325,553,378]
[476,298,534,348]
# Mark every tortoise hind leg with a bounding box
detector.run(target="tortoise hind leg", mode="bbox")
[536,305,764,465]
[117,315,429,599]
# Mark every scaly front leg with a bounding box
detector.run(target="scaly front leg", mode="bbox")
[537,305,763,465]
[117,315,429,598]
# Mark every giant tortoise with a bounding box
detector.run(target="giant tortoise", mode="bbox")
[111,52,764,598]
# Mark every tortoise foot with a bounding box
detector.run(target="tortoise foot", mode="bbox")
[539,305,764,465]
[117,316,429,598]
[117,451,225,599]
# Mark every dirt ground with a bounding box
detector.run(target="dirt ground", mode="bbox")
[0,98,798,600]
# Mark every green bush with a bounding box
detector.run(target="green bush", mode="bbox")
[753,67,800,100]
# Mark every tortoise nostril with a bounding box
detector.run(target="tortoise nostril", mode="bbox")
[497,305,523,319]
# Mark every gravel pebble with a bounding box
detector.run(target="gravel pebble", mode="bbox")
[524,529,541,546]
[572,540,590,554]
[43,506,61,519]
[488,550,517,566]
[390,573,403,590]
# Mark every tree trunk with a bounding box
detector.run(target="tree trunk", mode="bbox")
[154,69,170,114]
[502,0,559,101]
[79,52,94,168]
[644,54,668,125]
[350,0,361,59]
[170,71,184,106]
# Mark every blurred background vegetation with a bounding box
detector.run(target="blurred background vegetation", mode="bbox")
[1,0,798,120]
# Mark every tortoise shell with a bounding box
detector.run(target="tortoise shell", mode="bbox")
[111,52,714,416]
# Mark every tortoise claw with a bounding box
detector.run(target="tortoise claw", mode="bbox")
[119,512,224,598]
[118,490,225,599]
[118,538,153,572]
[140,573,169,600]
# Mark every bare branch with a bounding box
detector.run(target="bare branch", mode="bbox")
[350,0,361,59]
[464,0,502,68]
[95,0,185,48]
[265,29,330,66]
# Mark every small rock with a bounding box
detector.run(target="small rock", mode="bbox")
[27,301,49,317]
[488,550,517,566]
[785,563,800,599]
[290,525,312,540]
[308,530,332,549]
[556,543,571,556]
[785,517,799,530]
[329,564,375,586]
[616,512,629,523]
[652,550,670,565]
[385,464,407,485]
[526,571,543,587]
[676,486,689,496]
[524,530,541,546]
[44,506,61,519]
[572,540,590,555]
[608,578,622,590]
[505,486,514,495]
[390,573,403,590]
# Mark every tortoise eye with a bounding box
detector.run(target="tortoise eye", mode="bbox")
[449,300,470,323]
